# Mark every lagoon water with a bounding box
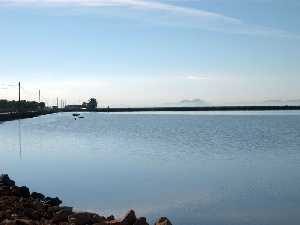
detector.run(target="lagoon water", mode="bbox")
[1,111,300,225]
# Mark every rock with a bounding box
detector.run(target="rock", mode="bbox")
[134,217,149,225]
[154,217,172,225]
[68,212,105,225]
[28,199,44,210]
[44,197,62,206]
[0,187,11,196]
[121,210,136,225]
[15,219,36,225]
[104,220,123,225]
[0,175,172,225]
[47,206,61,214]
[11,186,30,198]
[0,219,15,225]
[19,186,30,198]
[51,207,73,223]
[23,208,40,220]
[106,215,115,221]
[0,219,36,225]
[0,175,15,187]
[30,192,45,200]
[91,213,106,224]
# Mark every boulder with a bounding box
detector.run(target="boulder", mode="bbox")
[23,208,40,220]
[0,175,15,187]
[44,197,62,206]
[15,219,36,225]
[68,212,105,225]
[51,207,73,223]
[106,215,115,221]
[154,217,172,225]
[10,186,30,198]
[121,210,137,225]
[47,206,61,214]
[0,219,36,225]
[134,217,149,225]
[104,220,123,225]
[31,192,45,200]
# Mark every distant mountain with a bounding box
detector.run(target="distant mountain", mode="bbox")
[260,99,300,106]
[163,99,210,107]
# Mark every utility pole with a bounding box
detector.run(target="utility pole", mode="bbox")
[57,97,59,108]
[38,89,40,103]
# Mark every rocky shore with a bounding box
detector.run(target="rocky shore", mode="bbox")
[0,175,172,225]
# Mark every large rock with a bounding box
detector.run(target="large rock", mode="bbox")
[10,186,30,198]
[0,219,37,225]
[121,210,137,225]
[134,217,149,225]
[44,196,62,206]
[104,220,123,225]
[51,207,73,223]
[68,212,105,225]
[154,217,172,225]
[106,215,115,221]
[22,208,40,220]
[0,175,15,187]
[31,192,45,200]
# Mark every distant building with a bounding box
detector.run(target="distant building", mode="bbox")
[65,105,82,111]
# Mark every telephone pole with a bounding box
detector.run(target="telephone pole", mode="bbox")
[57,97,59,108]
[38,89,40,103]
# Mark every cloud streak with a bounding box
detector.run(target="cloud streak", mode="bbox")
[1,0,299,39]
[1,0,241,23]
[185,75,210,81]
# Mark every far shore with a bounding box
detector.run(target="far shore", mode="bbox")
[93,105,300,112]
[1,105,300,123]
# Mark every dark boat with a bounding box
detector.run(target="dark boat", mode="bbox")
[72,113,80,117]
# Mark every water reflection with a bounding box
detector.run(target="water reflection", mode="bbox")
[0,112,300,225]
[18,120,22,160]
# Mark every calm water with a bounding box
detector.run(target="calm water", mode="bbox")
[1,111,300,225]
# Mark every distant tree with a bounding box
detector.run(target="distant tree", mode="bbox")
[0,99,46,113]
[87,98,98,111]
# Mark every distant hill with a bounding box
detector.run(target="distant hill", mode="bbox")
[163,99,210,107]
[260,99,300,106]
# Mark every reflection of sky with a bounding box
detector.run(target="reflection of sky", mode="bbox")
[1,112,300,225]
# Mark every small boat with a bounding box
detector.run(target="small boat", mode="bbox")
[72,113,80,117]
[78,116,84,119]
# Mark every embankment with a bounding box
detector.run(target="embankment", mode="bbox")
[0,111,57,122]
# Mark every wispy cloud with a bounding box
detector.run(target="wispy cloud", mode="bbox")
[1,0,299,39]
[0,0,241,24]
[185,75,210,81]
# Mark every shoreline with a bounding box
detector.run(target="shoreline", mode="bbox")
[95,105,300,112]
[1,105,300,123]
[0,175,172,225]
[0,111,57,123]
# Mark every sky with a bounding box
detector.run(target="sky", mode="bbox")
[0,0,299,107]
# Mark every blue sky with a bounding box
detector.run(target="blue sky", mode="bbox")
[0,0,299,106]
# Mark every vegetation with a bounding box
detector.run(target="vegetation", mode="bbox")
[0,99,45,113]
[87,98,98,110]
